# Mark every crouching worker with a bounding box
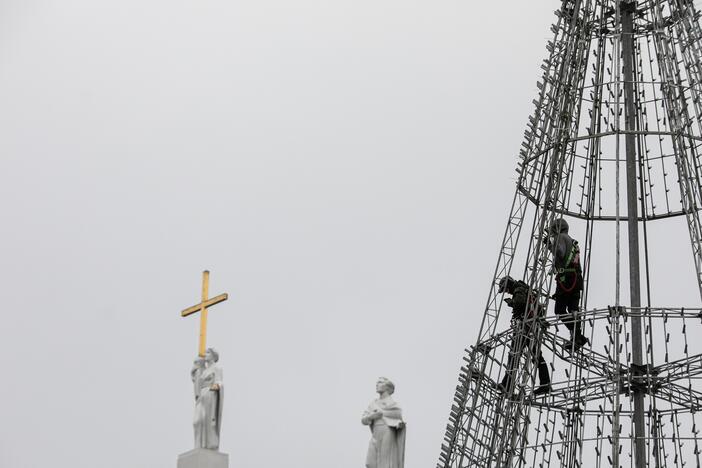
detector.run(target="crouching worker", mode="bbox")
[544,218,588,351]
[497,276,551,397]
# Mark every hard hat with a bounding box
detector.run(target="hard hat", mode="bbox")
[548,218,569,234]
[498,276,516,293]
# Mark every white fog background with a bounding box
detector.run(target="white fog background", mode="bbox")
[2,1,702,468]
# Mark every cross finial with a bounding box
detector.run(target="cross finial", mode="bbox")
[181,270,228,357]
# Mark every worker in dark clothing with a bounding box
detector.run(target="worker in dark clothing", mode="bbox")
[544,218,588,351]
[497,276,551,397]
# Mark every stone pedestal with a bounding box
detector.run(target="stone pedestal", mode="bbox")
[177,449,229,468]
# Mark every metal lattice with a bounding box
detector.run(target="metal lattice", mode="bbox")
[439,1,702,468]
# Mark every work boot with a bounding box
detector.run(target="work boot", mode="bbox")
[498,375,517,395]
[563,333,589,352]
[573,333,589,350]
[532,383,551,397]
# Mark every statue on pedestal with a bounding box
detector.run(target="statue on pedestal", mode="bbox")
[361,377,406,468]
[178,271,230,468]
[191,348,224,450]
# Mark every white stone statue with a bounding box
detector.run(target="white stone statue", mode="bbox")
[191,348,224,450]
[361,377,406,468]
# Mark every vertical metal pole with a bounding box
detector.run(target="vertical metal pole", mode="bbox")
[620,2,646,468]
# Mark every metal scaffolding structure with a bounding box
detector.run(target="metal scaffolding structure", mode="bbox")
[438,1,702,467]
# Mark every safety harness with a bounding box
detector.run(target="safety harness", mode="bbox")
[557,240,581,293]
[511,281,545,320]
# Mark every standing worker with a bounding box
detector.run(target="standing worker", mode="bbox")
[544,218,588,351]
[497,276,551,397]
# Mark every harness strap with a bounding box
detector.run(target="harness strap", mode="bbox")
[558,273,579,292]
[564,240,579,269]
[557,240,582,292]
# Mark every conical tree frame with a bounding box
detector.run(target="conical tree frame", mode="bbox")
[439,1,702,468]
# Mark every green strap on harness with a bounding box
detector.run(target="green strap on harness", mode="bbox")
[564,240,578,267]
[558,241,579,282]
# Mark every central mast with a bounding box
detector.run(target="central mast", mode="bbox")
[620,1,646,467]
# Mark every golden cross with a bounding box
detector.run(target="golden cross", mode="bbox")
[181,270,228,357]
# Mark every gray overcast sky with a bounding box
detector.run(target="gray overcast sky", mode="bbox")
[3,2,702,468]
